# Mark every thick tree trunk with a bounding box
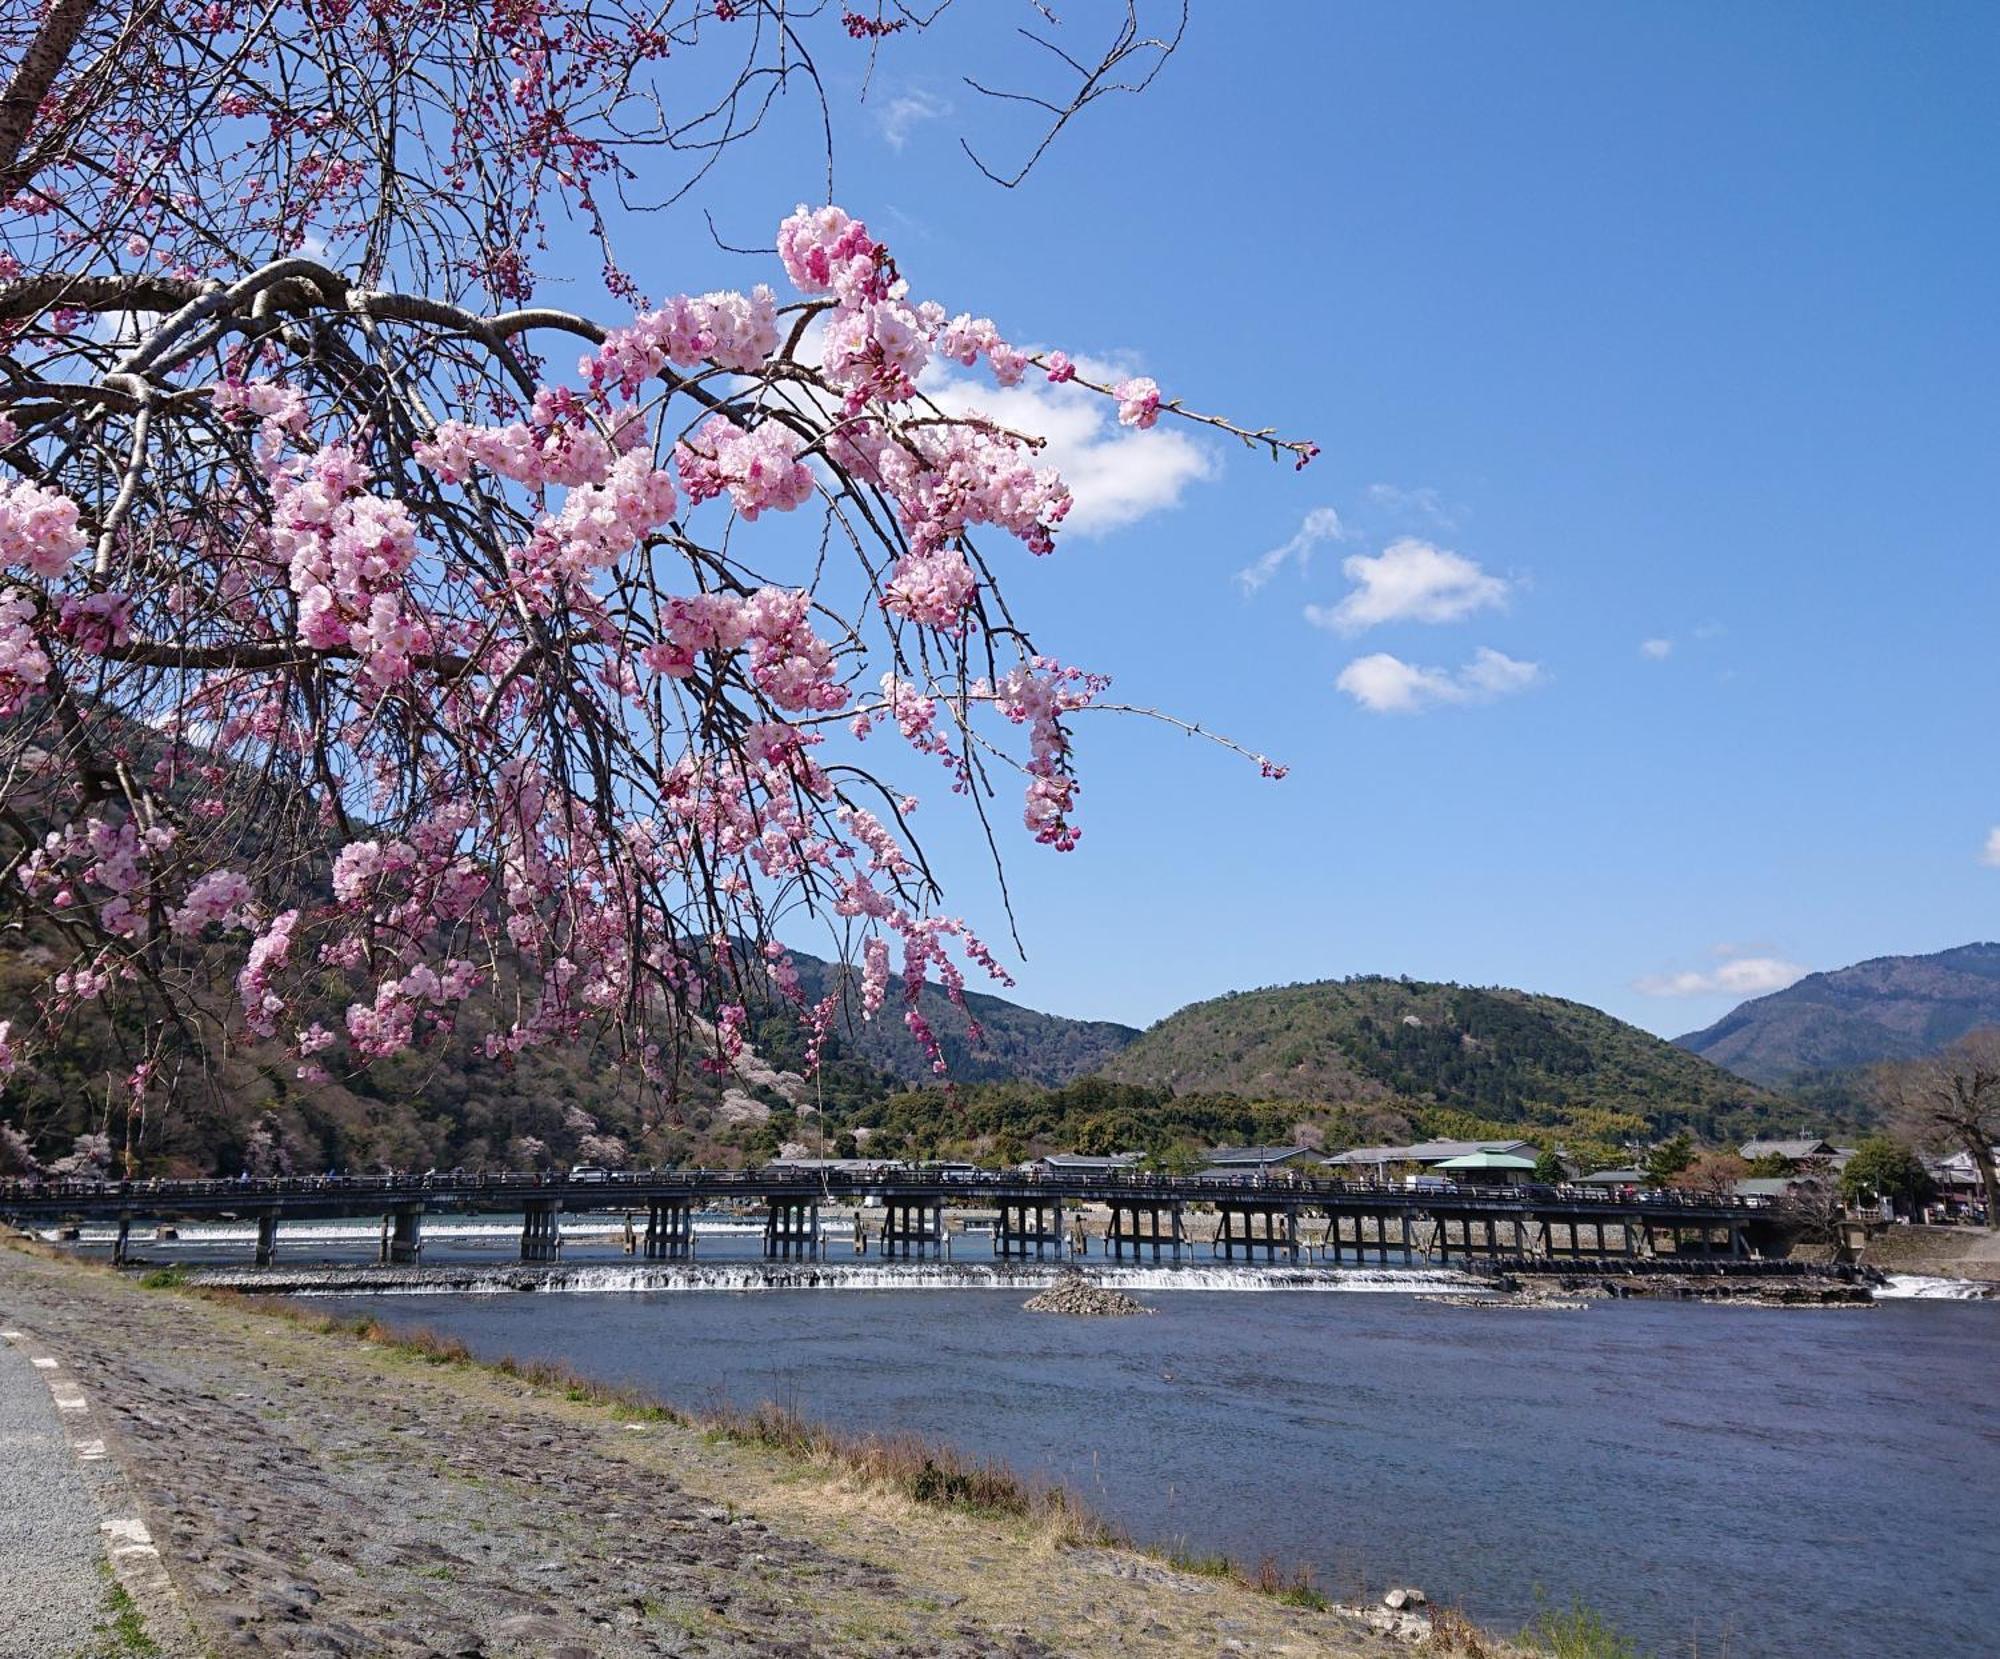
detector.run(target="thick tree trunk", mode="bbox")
[1972,1135,2000,1231]
[0,0,95,198]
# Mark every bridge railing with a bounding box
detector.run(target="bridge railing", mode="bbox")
[0,1165,1775,1214]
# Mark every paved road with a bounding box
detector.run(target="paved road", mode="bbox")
[0,1330,106,1658]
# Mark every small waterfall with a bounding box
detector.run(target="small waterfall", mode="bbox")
[1875,1273,1992,1300]
[201,1259,1493,1297]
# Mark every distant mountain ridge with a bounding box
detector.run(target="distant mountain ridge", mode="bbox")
[1675,942,2000,1086]
[786,951,1140,1087]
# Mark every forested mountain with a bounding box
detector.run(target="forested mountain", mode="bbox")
[0,934,1132,1178]
[1099,976,1794,1145]
[5,943,1829,1180]
[784,954,1139,1087]
[1675,943,2000,1087]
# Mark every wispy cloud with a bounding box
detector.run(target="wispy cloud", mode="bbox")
[1640,637,1674,660]
[919,355,1215,537]
[1981,827,2000,868]
[1237,507,1343,595]
[1334,646,1543,715]
[874,89,949,151]
[1634,947,1808,999]
[1365,482,1456,527]
[1305,538,1510,634]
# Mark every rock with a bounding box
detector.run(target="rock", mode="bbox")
[1383,1585,1427,1610]
[1022,1272,1156,1317]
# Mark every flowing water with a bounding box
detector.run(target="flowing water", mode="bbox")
[306,1272,2000,1659]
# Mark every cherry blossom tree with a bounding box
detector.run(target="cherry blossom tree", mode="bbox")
[0,0,1310,1166]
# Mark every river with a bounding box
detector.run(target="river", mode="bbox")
[298,1264,2000,1659]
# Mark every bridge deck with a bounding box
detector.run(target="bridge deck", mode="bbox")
[1,1168,1770,1226]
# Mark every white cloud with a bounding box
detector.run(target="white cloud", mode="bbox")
[1334,646,1543,715]
[1237,507,1343,595]
[1634,950,1809,999]
[1305,538,1509,634]
[1981,827,2000,867]
[1640,637,1673,660]
[874,89,949,151]
[919,357,1215,537]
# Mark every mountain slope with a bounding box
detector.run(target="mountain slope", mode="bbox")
[785,953,1139,1087]
[1676,942,2000,1086]
[1101,975,1789,1139]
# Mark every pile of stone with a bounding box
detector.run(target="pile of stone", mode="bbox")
[1022,1273,1155,1317]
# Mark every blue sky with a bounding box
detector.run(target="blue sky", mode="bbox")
[573,4,2000,1039]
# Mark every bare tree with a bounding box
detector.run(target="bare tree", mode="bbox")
[1877,1030,2000,1230]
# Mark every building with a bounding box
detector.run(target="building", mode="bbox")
[1738,1137,1837,1164]
[1323,1138,1538,1174]
[1030,1152,1142,1177]
[1574,1167,1651,1190]
[1195,1145,1318,1182]
[765,1156,897,1175]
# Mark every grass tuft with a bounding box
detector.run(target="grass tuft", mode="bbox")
[1525,1599,1646,1658]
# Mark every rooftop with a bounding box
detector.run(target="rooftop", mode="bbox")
[1739,1138,1837,1161]
[1324,1139,1536,1166]
[1204,1145,1316,1166]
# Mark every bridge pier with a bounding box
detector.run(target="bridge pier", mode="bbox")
[380,1203,424,1265]
[881,1198,944,1260]
[1214,1203,1298,1265]
[520,1198,562,1263]
[763,1198,820,1261]
[1106,1200,1182,1264]
[255,1209,279,1267]
[644,1200,693,1260]
[995,1199,1064,1260]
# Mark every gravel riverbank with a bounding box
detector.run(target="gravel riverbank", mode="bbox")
[0,1243,1462,1658]
[0,1331,111,1657]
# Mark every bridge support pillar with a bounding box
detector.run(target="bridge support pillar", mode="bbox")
[645,1201,693,1260]
[764,1198,820,1261]
[882,1198,943,1260]
[381,1203,424,1265]
[1107,1200,1181,1264]
[1214,1204,1296,1265]
[521,1199,562,1263]
[996,1199,1063,1260]
[254,1209,279,1267]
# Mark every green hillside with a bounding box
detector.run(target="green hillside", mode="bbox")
[1100,976,1799,1145]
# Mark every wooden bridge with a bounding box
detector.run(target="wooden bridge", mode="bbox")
[0,1168,1790,1269]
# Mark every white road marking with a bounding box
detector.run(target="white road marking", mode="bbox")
[101,1518,158,1559]
[70,1438,107,1461]
[31,1356,57,1369]
[51,1388,88,1413]
[0,1329,22,1340]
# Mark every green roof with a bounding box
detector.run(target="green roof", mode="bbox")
[1433,1150,1538,1170]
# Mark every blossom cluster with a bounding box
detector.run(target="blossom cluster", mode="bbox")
[0,200,1300,1109]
